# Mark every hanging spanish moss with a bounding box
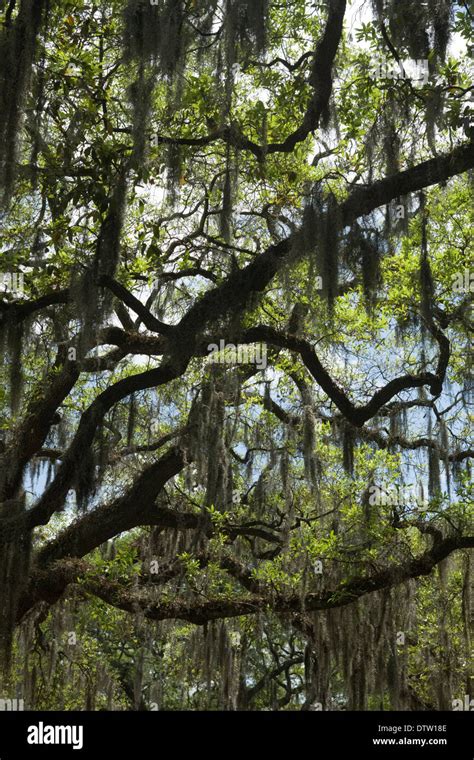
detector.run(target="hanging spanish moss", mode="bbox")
[69,172,128,353]
[333,418,355,476]
[94,171,128,287]
[297,189,340,309]
[461,552,472,693]
[384,121,400,176]
[73,445,98,510]
[227,0,269,60]
[196,0,221,49]
[438,418,450,494]
[28,44,47,187]
[301,405,320,490]
[426,89,445,153]
[434,560,454,709]
[373,0,452,63]
[127,394,137,448]
[165,142,182,205]
[96,424,110,479]
[427,414,441,499]
[298,584,417,710]
[279,444,292,512]
[388,195,410,237]
[128,65,156,170]
[389,405,408,443]
[69,266,101,360]
[205,385,231,510]
[373,1,428,60]
[124,0,187,76]
[220,144,238,242]
[5,317,24,414]
[320,194,340,308]
[418,193,434,325]
[187,371,235,512]
[192,620,241,709]
[0,493,31,672]
[124,0,269,132]
[346,224,382,312]
[342,423,355,476]
[220,0,269,116]
[428,0,452,61]
[364,125,377,186]
[298,189,319,261]
[428,445,441,499]
[0,0,49,204]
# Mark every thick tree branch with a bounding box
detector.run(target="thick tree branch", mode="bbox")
[37,534,473,625]
[242,325,447,426]
[341,143,474,225]
[6,362,186,532]
[99,275,173,336]
[0,289,69,326]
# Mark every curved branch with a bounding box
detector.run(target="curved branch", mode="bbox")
[99,275,173,336]
[0,289,69,326]
[8,362,186,531]
[38,534,473,625]
[154,0,346,159]
[242,325,446,426]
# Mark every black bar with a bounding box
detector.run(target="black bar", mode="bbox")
[0,711,472,757]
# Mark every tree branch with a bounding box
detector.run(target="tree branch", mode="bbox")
[38,534,473,625]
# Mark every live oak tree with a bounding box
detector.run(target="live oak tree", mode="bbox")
[0,0,472,710]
